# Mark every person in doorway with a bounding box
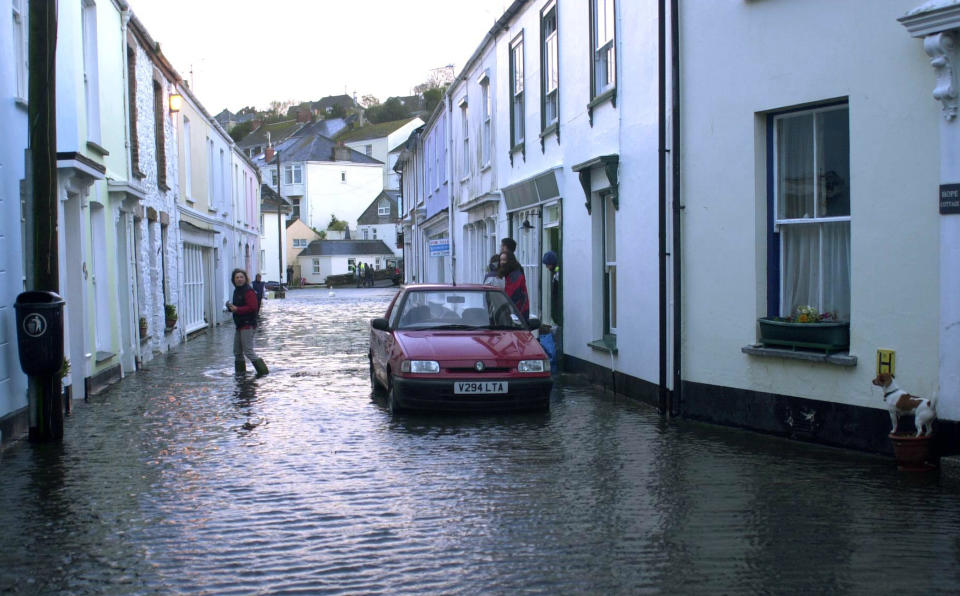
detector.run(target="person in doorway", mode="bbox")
[226,268,269,377]
[501,237,517,256]
[252,273,266,312]
[498,251,529,322]
[541,251,561,326]
[483,254,504,288]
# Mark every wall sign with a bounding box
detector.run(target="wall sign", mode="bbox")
[429,238,450,257]
[940,183,960,214]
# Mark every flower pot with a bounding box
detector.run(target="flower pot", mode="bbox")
[758,318,849,354]
[888,433,937,472]
[165,318,177,330]
[139,322,148,338]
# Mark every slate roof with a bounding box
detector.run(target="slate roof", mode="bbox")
[267,132,382,165]
[334,118,419,143]
[357,190,401,225]
[299,239,394,257]
[261,184,292,214]
[313,94,358,113]
[236,120,306,150]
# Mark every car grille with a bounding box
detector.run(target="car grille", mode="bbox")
[446,367,512,374]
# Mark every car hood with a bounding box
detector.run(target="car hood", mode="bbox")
[395,330,547,362]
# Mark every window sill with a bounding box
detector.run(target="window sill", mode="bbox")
[588,88,617,111]
[510,143,525,155]
[14,97,28,112]
[540,122,559,140]
[460,175,470,184]
[133,168,146,180]
[588,336,618,355]
[95,350,116,363]
[480,163,492,173]
[87,141,110,157]
[741,344,858,367]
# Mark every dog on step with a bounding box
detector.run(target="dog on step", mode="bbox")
[871,372,936,437]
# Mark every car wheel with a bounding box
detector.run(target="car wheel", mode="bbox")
[386,379,401,414]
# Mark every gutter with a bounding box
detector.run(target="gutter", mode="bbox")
[658,0,668,414]
[670,0,682,416]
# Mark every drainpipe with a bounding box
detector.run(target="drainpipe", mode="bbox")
[446,95,456,284]
[658,0,668,415]
[670,0,683,417]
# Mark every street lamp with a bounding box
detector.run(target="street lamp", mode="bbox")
[168,93,183,113]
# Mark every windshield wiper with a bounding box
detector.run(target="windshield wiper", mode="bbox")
[431,324,485,330]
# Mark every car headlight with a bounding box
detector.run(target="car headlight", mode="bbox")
[518,359,549,373]
[401,360,440,373]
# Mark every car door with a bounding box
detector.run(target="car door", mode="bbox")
[372,290,402,384]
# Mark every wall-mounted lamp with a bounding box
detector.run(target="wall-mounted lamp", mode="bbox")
[521,219,534,231]
[168,93,183,113]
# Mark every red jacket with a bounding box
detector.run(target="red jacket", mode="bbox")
[504,269,530,321]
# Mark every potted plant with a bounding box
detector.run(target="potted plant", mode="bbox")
[164,304,178,330]
[139,316,148,338]
[758,305,849,354]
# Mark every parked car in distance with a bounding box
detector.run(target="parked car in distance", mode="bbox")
[264,281,287,291]
[369,284,552,413]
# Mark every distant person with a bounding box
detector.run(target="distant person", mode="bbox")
[501,237,516,256]
[541,251,561,326]
[251,273,266,312]
[365,262,375,287]
[483,254,503,288]
[498,251,529,322]
[226,268,268,377]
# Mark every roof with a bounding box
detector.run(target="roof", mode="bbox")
[334,117,419,143]
[269,133,382,165]
[236,120,306,149]
[357,190,401,225]
[260,184,292,214]
[299,239,395,257]
[313,94,358,112]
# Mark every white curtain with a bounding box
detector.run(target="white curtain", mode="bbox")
[782,222,849,320]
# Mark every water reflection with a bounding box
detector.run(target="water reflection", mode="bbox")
[0,288,959,594]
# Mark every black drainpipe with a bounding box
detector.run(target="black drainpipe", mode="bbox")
[657,0,668,415]
[670,0,682,417]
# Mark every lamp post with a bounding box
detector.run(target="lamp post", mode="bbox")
[275,150,285,298]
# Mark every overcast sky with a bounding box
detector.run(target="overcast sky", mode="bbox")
[128,0,511,114]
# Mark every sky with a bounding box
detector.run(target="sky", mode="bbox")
[128,0,512,115]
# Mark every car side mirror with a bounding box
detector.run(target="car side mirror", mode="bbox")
[527,316,540,330]
[371,317,390,331]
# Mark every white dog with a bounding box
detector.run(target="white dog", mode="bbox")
[871,373,936,437]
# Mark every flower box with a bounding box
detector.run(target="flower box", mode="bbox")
[757,317,849,354]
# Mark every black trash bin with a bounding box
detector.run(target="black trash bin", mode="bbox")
[14,290,65,376]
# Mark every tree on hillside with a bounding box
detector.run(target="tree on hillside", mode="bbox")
[324,103,347,120]
[229,120,255,142]
[328,214,348,232]
[365,97,408,124]
[360,94,380,108]
[423,87,445,115]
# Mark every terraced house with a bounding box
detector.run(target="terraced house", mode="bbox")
[0,1,261,446]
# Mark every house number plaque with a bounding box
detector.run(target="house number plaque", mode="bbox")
[940,183,960,214]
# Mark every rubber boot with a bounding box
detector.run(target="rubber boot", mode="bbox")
[235,358,246,375]
[252,358,269,377]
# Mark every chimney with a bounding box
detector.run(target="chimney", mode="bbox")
[332,141,351,161]
[264,145,275,163]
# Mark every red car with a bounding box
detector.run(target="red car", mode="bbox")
[369,284,553,413]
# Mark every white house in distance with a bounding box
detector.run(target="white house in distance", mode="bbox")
[336,117,424,191]
[260,184,291,284]
[357,190,402,258]
[264,132,384,235]
[297,239,396,284]
[285,218,323,283]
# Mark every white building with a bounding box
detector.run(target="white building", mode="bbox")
[357,191,403,258]
[337,117,424,191]
[260,185,291,284]
[0,0,30,437]
[297,239,396,284]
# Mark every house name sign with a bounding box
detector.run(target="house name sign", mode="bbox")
[940,183,960,214]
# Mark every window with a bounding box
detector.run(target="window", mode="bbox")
[603,193,617,336]
[460,101,469,177]
[291,198,300,220]
[153,80,167,189]
[341,170,346,183]
[271,170,278,187]
[293,238,307,248]
[82,0,102,144]
[363,229,369,239]
[541,1,559,132]
[260,214,264,232]
[218,148,225,207]
[313,258,320,274]
[12,0,27,100]
[207,138,214,204]
[509,33,525,151]
[591,0,616,99]
[365,144,373,156]
[480,76,491,165]
[378,200,390,216]
[284,164,302,184]
[183,117,192,199]
[373,228,378,239]
[127,45,141,176]
[770,103,850,321]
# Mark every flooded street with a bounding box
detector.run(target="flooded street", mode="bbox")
[2,287,960,594]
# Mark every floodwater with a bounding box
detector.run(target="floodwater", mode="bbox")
[2,287,959,594]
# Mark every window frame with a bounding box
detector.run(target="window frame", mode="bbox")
[284,163,303,185]
[82,0,102,145]
[460,99,470,179]
[153,79,167,190]
[183,116,192,200]
[12,0,27,101]
[480,75,492,167]
[541,1,559,139]
[588,0,617,125]
[767,100,851,320]
[378,201,391,216]
[601,190,617,337]
[509,32,526,160]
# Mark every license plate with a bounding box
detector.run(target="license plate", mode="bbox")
[454,381,508,394]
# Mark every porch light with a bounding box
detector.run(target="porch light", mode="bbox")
[521,219,534,231]
[168,93,183,113]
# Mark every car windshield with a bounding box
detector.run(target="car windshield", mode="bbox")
[395,289,527,330]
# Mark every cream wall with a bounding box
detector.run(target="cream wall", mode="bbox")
[303,162,383,233]
[680,0,941,412]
